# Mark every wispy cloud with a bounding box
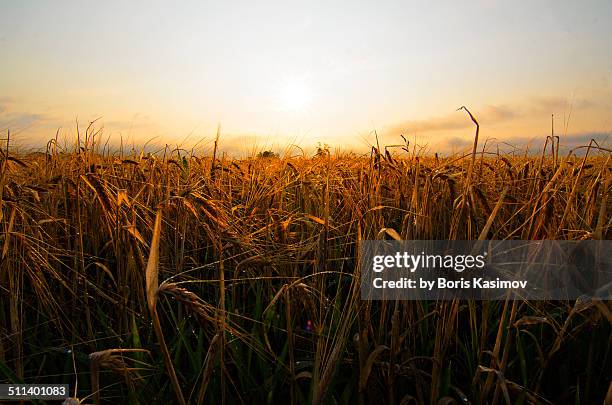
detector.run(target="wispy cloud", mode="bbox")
[384,95,597,139]
[440,131,609,155]
[0,97,12,115]
[481,104,517,121]
[384,103,519,136]
[556,132,610,148]
[529,96,594,115]
[0,112,48,133]
[0,97,47,132]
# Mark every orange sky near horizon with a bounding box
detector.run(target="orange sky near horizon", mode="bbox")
[1,1,611,155]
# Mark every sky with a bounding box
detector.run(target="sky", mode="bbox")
[1,0,611,154]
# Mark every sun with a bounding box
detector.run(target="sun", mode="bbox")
[277,78,313,113]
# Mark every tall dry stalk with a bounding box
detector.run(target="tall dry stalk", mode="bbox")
[145,208,186,405]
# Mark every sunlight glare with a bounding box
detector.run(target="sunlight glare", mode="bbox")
[276,78,313,113]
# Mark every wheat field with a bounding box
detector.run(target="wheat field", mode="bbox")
[0,128,610,404]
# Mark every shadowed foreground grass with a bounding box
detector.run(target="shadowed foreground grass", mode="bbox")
[0,133,610,404]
